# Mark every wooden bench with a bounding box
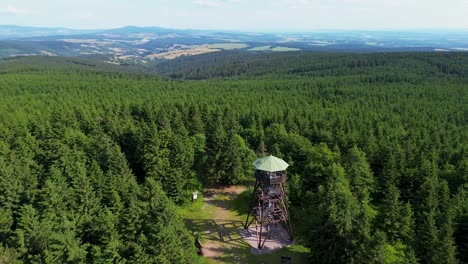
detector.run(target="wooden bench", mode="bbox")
[281,255,292,264]
[195,238,204,256]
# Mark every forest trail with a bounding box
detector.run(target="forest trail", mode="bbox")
[182,185,249,263]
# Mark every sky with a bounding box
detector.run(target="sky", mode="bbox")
[0,0,467,31]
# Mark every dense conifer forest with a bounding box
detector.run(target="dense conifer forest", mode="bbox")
[0,52,467,263]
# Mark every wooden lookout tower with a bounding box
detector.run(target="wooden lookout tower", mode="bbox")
[244,155,293,249]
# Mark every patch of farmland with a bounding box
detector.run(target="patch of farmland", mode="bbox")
[145,46,221,59]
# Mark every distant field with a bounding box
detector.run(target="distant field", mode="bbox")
[248,45,272,51]
[146,47,221,59]
[271,46,301,52]
[0,48,22,55]
[204,43,249,50]
[248,45,300,52]
[144,43,249,60]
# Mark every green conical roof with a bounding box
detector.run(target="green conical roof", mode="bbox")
[253,155,289,172]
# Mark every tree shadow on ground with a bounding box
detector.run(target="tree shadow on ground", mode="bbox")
[185,218,308,264]
[185,219,250,246]
[204,243,310,264]
[203,187,252,217]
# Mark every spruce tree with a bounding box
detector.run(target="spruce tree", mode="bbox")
[140,178,197,263]
[308,163,360,263]
[378,183,415,243]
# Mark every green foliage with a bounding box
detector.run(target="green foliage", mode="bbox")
[0,52,467,262]
[307,163,367,263]
[378,183,415,243]
[140,178,198,263]
[415,172,458,264]
[342,146,374,202]
[0,246,22,264]
[370,232,418,264]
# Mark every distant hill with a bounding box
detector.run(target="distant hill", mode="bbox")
[152,50,468,80]
[105,25,197,35]
[1,25,468,62]
[0,25,100,39]
[0,56,157,76]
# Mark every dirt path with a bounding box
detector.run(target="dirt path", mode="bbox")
[199,186,247,260]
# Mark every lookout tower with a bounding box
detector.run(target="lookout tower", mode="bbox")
[244,155,293,249]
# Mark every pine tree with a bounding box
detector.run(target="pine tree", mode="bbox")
[342,145,374,202]
[0,208,13,245]
[308,163,360,263]
[378,183,415,243]
[168,132,195,203]
[415,162,458,264]
[89,208,123,263]
[204,113,227,183]
[454,184,468,262]
[38,165,71,222]
[221,134,256,184]
[43,218,88,263]
[15,204,51,262]
[0,246,21,264]
[302,143,340,193]
[187,105,205,135]
[140,178,197,263]
[142,122,186,202]
[0,153,21,212]
[342,147,378,263]
[118,192,144,258]
[434,180,458,263]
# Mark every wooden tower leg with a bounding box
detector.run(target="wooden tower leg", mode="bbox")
[257,199,263,249]
[244,179,260,229]
[260,224,270,249]
[255,220,260,249]
[280,183,294,241]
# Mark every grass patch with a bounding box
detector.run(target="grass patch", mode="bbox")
[231,187,252,216]
[177,195,213,220]
[255,245,310,263]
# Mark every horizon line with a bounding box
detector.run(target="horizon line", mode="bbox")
[2,24,468,34]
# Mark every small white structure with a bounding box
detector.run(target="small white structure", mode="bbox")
[192,191,199,202]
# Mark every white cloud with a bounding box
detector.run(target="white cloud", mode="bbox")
[0,5,30,15]
[192,0,223,7]
[192,0,242,8]
[77,12,93,20]
[275,0,404,9]
[271,0,319,9]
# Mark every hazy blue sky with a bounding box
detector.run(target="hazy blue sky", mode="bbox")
[1,0,467,30]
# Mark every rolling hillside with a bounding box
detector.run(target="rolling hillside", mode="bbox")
[1,25,468,63]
